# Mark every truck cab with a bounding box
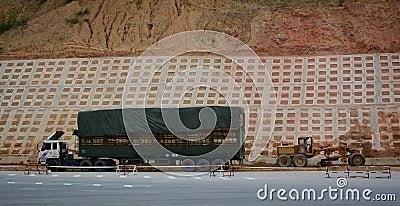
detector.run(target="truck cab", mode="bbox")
[38,131,69,166]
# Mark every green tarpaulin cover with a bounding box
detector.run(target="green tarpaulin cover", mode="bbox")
[76,106,244,138]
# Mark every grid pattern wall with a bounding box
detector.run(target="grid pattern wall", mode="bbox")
[0,53,399,162]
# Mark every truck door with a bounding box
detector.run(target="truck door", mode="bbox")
[59,142,68,160]
[51,142,60,158]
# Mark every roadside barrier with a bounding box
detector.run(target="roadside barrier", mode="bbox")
[325,166,391,179]
[210,164,234,177]
[366,166,391,179]
[24,164,49,175]
[116,165,138,176]
[46,165,115,169]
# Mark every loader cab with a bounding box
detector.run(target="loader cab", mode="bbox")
[297,137,313,154]
[276,137,314,167]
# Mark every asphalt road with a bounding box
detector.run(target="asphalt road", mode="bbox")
[0,171,398,206]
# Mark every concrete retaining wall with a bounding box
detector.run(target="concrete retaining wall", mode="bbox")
[0,53,399,163]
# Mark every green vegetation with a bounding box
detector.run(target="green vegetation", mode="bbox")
[0,11,29,34]
[245,0,345,8]
[66,18,79,25]
[277,0,290,8]
[67,7,90,25]
[76,8,90,16]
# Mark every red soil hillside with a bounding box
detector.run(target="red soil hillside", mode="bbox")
[0,0,399,60]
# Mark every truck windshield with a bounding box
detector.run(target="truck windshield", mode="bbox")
[41,143,51,151]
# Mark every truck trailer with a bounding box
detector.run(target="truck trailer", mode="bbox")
[38,106,246,172]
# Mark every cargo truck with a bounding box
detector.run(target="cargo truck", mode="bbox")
[38,106,246,172]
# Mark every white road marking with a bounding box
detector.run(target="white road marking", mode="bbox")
[96,175,103,178]
[73,175,80,178]
[119,175,127,178]
[79,190,96,192]
[35,182,43,185]
[133,185,151,188]
[167,176,176,179]
[123,185,133,188]
[100,179,113,182]
[63,183,72,186]
[51,174,58,177]
[193,177,202,180]
[7,182,15,184]
[218,177,229,180]
[7,174,16,176]
[93,184,102,187]
[143,176,151,179]
[21,188,35,190]
[28,174,36,177]
[245,177,256,180]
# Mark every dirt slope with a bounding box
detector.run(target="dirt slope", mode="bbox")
[0,0,399,60]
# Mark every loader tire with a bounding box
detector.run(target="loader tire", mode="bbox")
[349,153,365,166]
[293,154,307,167]
[277,155,291,167]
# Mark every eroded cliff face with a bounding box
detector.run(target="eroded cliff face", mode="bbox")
[0,0,399,60]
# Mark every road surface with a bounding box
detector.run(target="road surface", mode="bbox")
[0,171,398,205]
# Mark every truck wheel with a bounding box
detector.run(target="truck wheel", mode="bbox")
[277,155,291,167]
[349,153,365,166]
[293,154,307,167]
[211,159,226,171]
[80,160,93,172]
[182,159,196,172]
[105,159,116,172]
[196,159,210,172]
[47,159,59,172]
[94,160,106,172]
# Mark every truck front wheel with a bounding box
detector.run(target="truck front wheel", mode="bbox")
[47,159,59,172]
